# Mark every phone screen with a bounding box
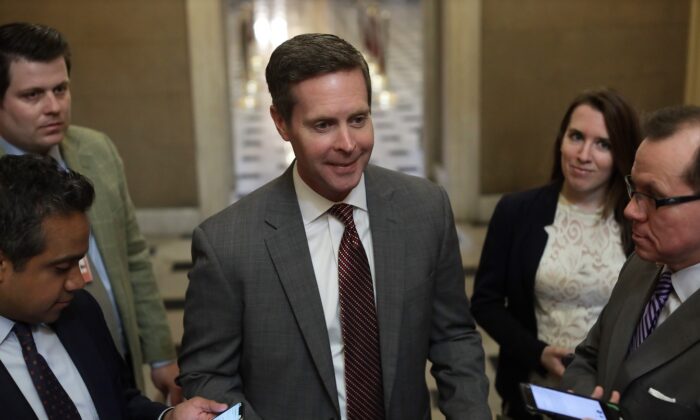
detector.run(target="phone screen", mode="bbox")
[213,402,243,420]
[527,384,607,420]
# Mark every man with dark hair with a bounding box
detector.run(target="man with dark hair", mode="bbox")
[264,33,373,124]
[0,22,181,401]
[562,105,700,419]
[0,154,226,419]
[178,33,491,420]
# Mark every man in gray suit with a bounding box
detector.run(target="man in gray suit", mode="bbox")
[562,105,700,419]
[177,34,491,419]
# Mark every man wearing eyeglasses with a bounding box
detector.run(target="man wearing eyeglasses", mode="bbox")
[561,105,700,419]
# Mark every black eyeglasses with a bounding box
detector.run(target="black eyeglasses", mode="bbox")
[624,175,700,209]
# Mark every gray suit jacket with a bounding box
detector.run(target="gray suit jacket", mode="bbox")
[178,164,490,420]
[562,254,700,419]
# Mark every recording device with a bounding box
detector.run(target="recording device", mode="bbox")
[520,383,620,420]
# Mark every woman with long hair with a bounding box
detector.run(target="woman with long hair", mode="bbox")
[471,89,641,419]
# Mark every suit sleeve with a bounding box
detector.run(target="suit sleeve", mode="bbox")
[105,138,176,363]
[178,226,261,419]
[428,188,491,420]
[559,313,601,395]
[471,195,548,370]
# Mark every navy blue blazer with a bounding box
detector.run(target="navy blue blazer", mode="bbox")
[0,290,166,419]
[471,182,561,404]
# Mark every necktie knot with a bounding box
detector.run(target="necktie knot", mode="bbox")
[328,203,355,228]
[655,271,674,294]
[13,321,32,339]
[13,322,36,351]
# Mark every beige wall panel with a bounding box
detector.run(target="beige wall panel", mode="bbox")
[0,0,197,207]
[481,0,689,194]
[687,0,700,104]
[186,0,233,220]
[442,0,481,220]
[422,0,442,180]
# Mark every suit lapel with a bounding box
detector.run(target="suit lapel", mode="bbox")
[60,133,137,363]
[60,134,115,247]
[60,134,116,264]
[263,168,339,412]
[365,167,405,411]
[0,361,38,419]
[608,260,662,388]
[617,280,700,390]
[53,305,121,419]
[262,166,406,412]
[521,182,560,295]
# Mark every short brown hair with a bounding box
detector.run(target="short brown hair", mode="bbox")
[0,22,71,101]
[265,33,371,123]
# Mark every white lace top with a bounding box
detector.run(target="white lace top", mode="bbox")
[534,194,626,350]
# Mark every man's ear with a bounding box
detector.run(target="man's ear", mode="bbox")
[270,105,291,142]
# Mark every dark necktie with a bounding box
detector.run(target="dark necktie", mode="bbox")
[630,271,674,351]
[328,204,385,420]
[13,323,81,420]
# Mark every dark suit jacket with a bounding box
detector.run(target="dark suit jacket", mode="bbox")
[178,164,491,420]
[471,182,561,404]
[0,291,166,419]
[562,254,700,419]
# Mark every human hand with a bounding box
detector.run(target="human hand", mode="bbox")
[164,396,228,420]
[540,345,573,379]
[591,385,620,404]
[151,362,183,404]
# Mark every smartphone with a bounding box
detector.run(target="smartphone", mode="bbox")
[213,402,243,420]
[520,383,620,420]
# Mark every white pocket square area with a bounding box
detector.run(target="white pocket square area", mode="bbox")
[648,387,676,403]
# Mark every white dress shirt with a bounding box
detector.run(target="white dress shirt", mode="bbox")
[292,163,376,420]
[0,316,99,420]
[657,261,700,326]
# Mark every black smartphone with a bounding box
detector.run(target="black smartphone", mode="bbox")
[520,383,620,420]
[213,402,244,420]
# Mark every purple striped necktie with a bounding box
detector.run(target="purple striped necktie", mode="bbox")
[328,203,385,420]
[13,323,81,420]
[630,271,674,352]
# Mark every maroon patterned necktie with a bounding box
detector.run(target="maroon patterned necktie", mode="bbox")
[13,323,81,420]
[629,271,674,352]
[328,204,385,420]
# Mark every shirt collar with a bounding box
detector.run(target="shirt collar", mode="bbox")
[667,261,700,303]
[0,137,66,169]
[0,137,27,156]
[0,315,16,345]
[292,161,368,226]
